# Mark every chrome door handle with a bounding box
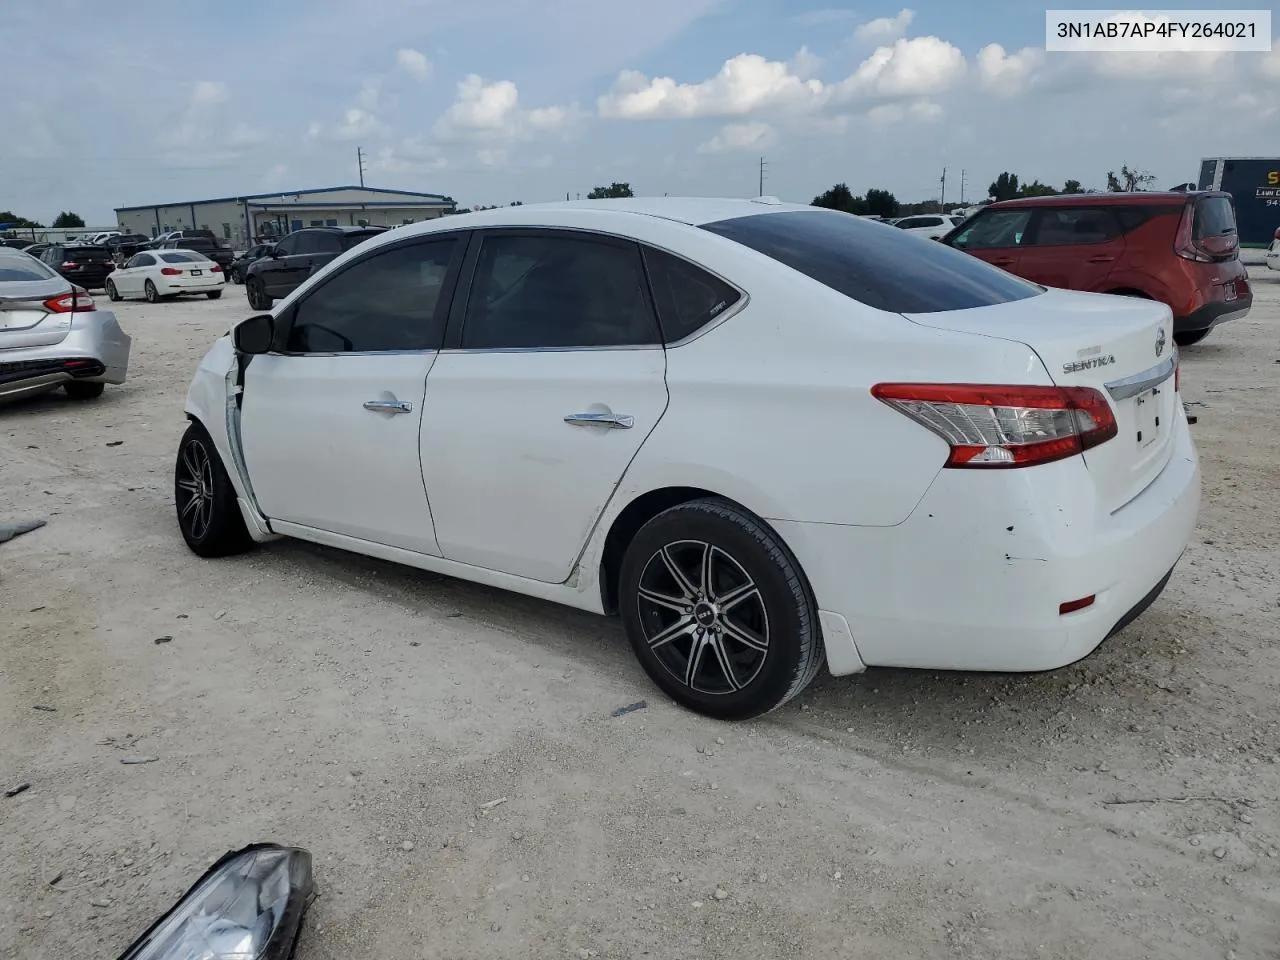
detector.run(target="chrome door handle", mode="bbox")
[564,412,634,429]
[363,399,413,414]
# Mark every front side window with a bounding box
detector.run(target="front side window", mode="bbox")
[1031,208,1123,246]
[702,209,1040,314]
[642,246,741,343]
[274,235,299,256]
[946,209,1033,251]
[284,239,458,353]
[461,233,659,349]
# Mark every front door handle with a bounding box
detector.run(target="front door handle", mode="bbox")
[989,257,1014,266]
[364,399,413,414]
[564,412,634,429]
[1086,255,1116,263]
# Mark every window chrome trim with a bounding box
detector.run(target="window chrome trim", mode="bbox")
[1104,354,1176,401]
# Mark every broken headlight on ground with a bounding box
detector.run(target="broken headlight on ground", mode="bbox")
[118,843,314,960]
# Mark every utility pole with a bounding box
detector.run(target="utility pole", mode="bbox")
[939,167,947,212]
[960,169,967,206]
[357,146,367,188]
[758,156,768,197]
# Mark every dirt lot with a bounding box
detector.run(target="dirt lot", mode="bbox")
[2,268,1279,960]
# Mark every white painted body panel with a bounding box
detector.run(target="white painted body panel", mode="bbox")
[180,198,1201,679]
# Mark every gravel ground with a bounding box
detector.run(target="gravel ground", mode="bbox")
[2,269,1278,960]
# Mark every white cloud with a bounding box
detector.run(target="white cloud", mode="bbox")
[355,78,382,111]
[975,43,1044,93]
[476,148,509,168]
[333,107,383,140]
[396,47,431,81]
[1261,43,1280,78]
[790,45,822,80]
[597,54,824,119]
[854,8,915,43]
[374,137,448,175]
[190,80,229,107]
[697,121,776,154]
[434,75,578,141]
[839,36,965,98]
[155,80,254,166]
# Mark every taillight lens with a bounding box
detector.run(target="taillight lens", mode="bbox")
[210,264,223,272]
[160,267,182,276]
[61,261,79,269]
[871,383,1118,469]
[43,291,96,313]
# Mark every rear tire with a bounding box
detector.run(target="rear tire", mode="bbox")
[246,278,272,311]
[63,381,105,400]
[1174,329,1210,347]
[144,279,159,303]
[105,279,121,302]
[206,290,223,300]
[174,421,254,558]
[618,498,825,720]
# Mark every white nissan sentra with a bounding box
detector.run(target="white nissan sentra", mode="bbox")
[176,198,1200,720]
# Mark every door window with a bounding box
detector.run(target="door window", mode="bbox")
[293,231,342,255]
[461,233,659,349]
[642,246,741,343]
[273,235,299,256]
[283,239,458,353]
[947,210,1033,250]
[1031,208,1123,246]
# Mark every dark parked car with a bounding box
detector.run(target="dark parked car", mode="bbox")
[1,238,37,250]
[940,191,1251,346]
[105,233,152,265]
[244,226,385,309]
[228,243,276,284]
[37,243,117,291]
[158,237,235,273]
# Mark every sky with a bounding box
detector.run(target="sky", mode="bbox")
[3,0,1278,224]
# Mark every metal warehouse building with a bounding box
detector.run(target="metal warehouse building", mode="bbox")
[114,185,456,250]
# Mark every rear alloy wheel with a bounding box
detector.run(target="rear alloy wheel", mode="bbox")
[63,381,105,400]
[105,279,121,302]
[619,498,824,720]
[144,279,159,303]
[1174,329,1211,347]
[174,422,254,558]
[231,268,243,285]
[246,278,272,311]
[206,290,223,300]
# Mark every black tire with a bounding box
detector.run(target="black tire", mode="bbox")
[105,279,121,302]
[1174,329,1210,347]
[144,279,159,303]
[206,290,223,300]
[63,381,105,400]
[174,421,254,558]
[246,278,272,311]
[618,498,825,720]
[231,268,243,285]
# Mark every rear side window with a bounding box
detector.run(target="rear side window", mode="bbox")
[702,209,1040,314]
[343,230,383,250]
[0,256,56,282]
[1194,196,1237,241]
[1031,208,1123,246]
[295,231,343,255]
[642,247,741,343]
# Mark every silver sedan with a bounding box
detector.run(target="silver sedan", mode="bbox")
[0,247,131,402]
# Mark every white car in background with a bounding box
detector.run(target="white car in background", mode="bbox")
[175,198,1199,720]
[1265,228,1279,271]
[106,250,225,303]
[894,214,966,239]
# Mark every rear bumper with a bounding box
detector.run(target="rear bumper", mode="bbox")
[157,274,225,294]
[1175,292,1252,334]
[0,310,131,400]
[776,412,1201,674]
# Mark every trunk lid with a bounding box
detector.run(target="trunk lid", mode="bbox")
[0,276,77,349]
[905,288,1178,513]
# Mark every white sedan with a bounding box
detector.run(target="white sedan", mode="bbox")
[175,198,1199,719]
[106,250,225,303]
[894,214,966,238]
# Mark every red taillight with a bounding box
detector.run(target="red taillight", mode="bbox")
[160,267,182,276]
[871,383,1119,469]
[210,264,223,273]
[43,292,96,313]
[61,261,79,269]
[1059,595,1096,615]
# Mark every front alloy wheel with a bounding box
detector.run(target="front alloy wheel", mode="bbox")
[174,422,254,557]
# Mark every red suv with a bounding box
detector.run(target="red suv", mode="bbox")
[941,191,1251,345]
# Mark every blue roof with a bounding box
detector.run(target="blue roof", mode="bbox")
[114,185,454,213]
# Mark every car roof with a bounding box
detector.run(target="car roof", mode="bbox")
[443,197,813,229]
[986,191,1227,210]
[295,225,387,234]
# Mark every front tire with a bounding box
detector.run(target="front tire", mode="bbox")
[105,279,121,302]
[619,498,825,720]
[174,422,254,558]
[1174,329,1211,347]
[64,381,105,400]
[144,279,159,303]
[206,290,223,300]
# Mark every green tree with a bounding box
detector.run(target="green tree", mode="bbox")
[811,183,867,215]
[1062,179,1084,194]
[1018,180,1058,198]
[52,211,85,228]
[863,188,900,218]
[987,172,1020,202]
[1106,164,1156,192]
[0,210,44,229]
[587,182,634,199]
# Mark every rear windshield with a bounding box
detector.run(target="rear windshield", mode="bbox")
[160,252,205,263]
[64,246,114,261]
[343,230,384,250]
[701,209,1041,314]
[1194,196,1237,241]
[0,256,57,282]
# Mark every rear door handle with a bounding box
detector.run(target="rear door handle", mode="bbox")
[989,258,1014,266]
[564,412,634,429]
[364,399,413,414]
[1086,255,1116,263]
